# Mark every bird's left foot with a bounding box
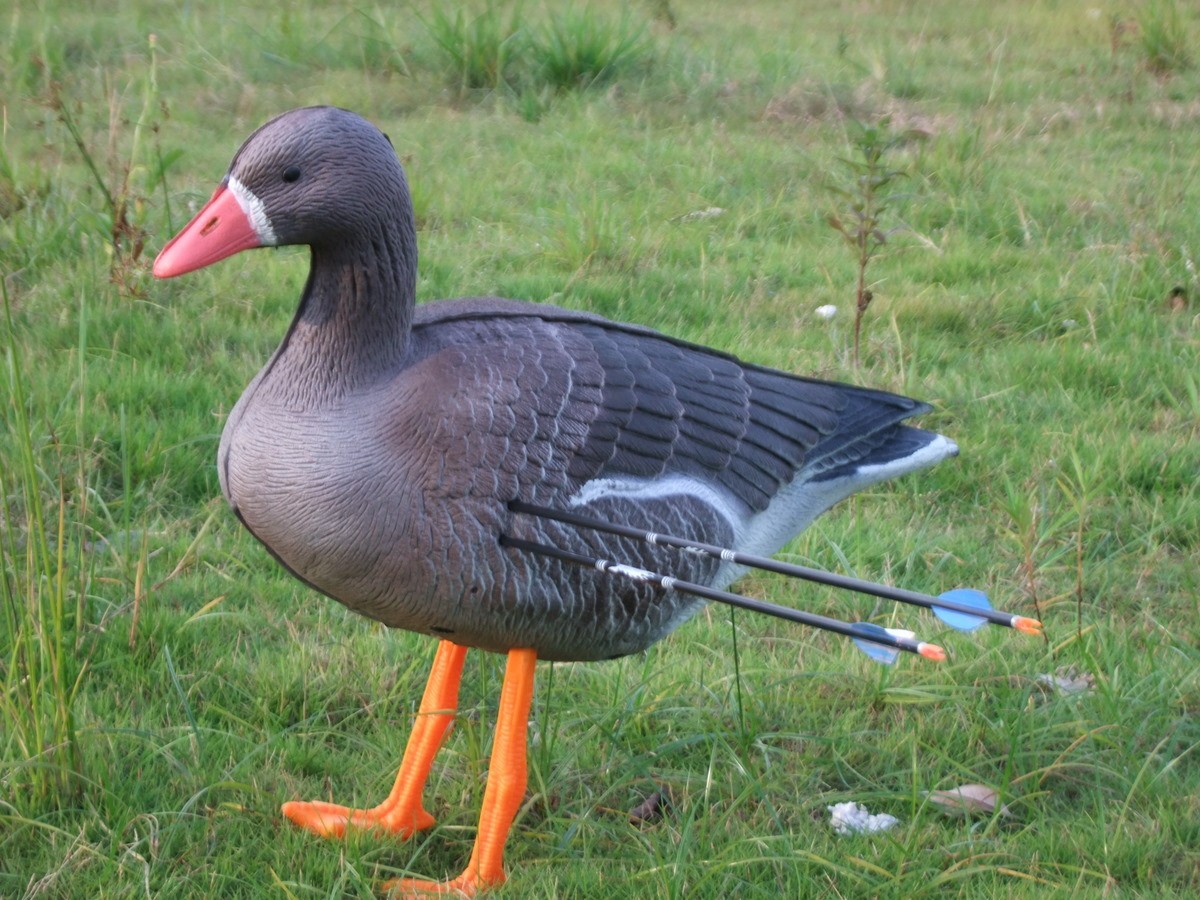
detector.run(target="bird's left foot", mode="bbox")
[381,872,500,897]
[282,799,435,839]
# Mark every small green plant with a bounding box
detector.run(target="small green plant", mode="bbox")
[825,119,912,367]
[1055,451,1103,639]
[0,146,21,220]
[546,190,637,275]
[1136,0,1192,74]
[0,284,89,811]
[49,34,177,293]
[532,6,650,91]
[511,84,555,123]
[418,4,652,111]
[422,2,525,95]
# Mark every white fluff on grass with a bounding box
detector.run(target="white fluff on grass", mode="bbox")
[827,801,900,835]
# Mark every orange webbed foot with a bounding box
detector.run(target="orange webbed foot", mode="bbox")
[282,798,436,839]
[281,642,532,896]
[379,647,537,897]
[281,641,469,842]
[381,872,501,897]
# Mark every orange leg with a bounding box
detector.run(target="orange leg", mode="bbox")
[283,639,468,838]
[384,647,537,897]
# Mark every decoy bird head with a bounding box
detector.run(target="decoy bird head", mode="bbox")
[155,106,414,277]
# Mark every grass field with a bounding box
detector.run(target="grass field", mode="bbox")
[3,0,1199,896]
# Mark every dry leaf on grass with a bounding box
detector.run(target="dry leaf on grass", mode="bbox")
[629,790,669,825]
[926,784,1011,818]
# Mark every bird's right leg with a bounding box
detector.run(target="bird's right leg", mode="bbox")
[283,639,468,838]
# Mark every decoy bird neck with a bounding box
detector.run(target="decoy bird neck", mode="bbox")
[274,207,419,404]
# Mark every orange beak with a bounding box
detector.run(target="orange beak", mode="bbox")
[153,184,262,278]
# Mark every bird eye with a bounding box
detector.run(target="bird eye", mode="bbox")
[282,166,302,183]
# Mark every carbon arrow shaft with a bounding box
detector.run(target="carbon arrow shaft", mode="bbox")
[499,534,946,661]
[509,499,1040,634]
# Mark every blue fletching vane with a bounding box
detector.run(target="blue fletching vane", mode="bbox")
[933,588,991,632]
[850,623,902,666]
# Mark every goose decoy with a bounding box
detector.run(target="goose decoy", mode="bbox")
[154,106,966,895]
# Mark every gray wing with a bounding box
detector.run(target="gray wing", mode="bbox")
[402,299,942,660]
[413,297,928,516]
[560,320,928,513]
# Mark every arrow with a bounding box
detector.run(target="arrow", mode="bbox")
[499,535,946,663]
[508,500,1041,636]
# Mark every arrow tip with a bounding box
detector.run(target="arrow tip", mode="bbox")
[918,642,947,662]
[1013,616,1043,636]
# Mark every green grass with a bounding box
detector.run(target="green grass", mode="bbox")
[2,0,1199,896]
[421,2,524,95]
[417,2,652,120]
[1137,0,1194,74]
[530,6,651,92]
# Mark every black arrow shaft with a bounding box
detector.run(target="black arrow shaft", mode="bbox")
[499,535,933,657]
[509,499,1018,629]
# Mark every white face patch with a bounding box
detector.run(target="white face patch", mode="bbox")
[227,175,278,245]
